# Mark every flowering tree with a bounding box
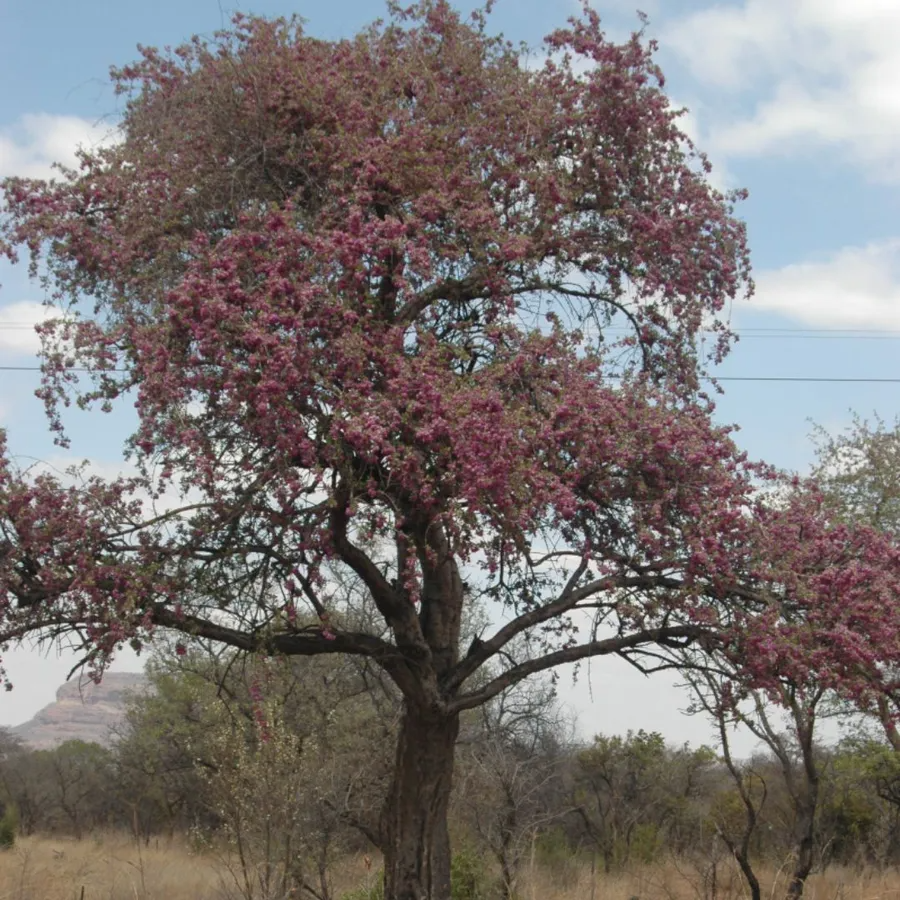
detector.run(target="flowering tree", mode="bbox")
[2,4,900,898]
[680,479,900,900]
[811,414,900,538]
[809,416,900,749]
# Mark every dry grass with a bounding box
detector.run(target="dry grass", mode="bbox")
[522,858,900,900]
[0,832,219,900]
[0,833,374,900]
[4,834,900,900]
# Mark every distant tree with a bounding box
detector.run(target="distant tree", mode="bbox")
[0,728,25,844]
[0,743,54,835]
[816,740,893,868]
[659,742,721,858]
[114,652,225,838]
[198,685,337,900]
[455,678,566,899]
[117,642,396,849]
[0,801,16,849]
[810,414,900,537]
[573,730,672,873]
[809,415,900,744]
[45,740,117,838]
[4,4,900,898]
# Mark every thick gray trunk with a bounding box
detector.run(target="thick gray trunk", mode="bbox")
[785,807,816,900]
[381,704,460,900]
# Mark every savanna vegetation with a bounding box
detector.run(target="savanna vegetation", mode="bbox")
[6,633,900,900]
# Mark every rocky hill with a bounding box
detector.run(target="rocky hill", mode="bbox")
[11,672,149,750]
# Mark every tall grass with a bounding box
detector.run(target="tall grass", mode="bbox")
[3,833,900,900]
[0,832,219,900]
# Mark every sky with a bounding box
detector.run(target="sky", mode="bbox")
[1,0,900,752]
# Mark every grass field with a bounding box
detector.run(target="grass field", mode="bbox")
[2,833,900,900]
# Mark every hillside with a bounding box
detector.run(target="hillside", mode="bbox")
[11,671,149,749]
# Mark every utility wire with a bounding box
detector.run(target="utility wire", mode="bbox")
[734,335,900,341]
[715,377,900,383]
[1,365,899,384]
[735,327,900,334]
[2,322,900,339]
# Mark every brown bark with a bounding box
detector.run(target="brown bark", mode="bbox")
[877,695,900,752]
[785,789,818,900]
[783,705,820,900]
[715,712,762,900]
[381,704,460,900]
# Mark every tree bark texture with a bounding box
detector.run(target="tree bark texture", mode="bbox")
[381,704,461,900]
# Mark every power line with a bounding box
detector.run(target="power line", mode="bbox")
[716,377,900,384]
[2,322,900,339]
[0,366,125,373]
[736,327,900,334]
[1,365,900,384]
[735,335,900,341]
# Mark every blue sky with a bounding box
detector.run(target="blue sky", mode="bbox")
[2,0,899,749]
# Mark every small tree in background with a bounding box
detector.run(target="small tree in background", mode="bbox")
[810,414,900,537]
[199,687,321,900]
[809,415,900,745]
[455,678,566,899]
[0,802,17,849]
[573,729,671,874]
[114,652,222,840]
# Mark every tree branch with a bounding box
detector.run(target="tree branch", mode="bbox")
[443,571,686,693]
[329,487,421,646]
[447,624,710,713]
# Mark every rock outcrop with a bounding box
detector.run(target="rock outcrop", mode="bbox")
[11,672,149,750]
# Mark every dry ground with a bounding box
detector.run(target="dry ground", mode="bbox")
[2,833,900,900]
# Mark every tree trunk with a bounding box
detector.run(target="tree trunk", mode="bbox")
[785,830,814,899]
[381,703,460,900]
[720,833,761,900]
[785,796,817,900]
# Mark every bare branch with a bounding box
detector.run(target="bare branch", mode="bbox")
[448,624,709,713]
[443,571,687,692]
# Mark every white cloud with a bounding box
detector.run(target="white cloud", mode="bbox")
[663,0,900,181]
[670,100,736,193]
[26,454,135,484]
[21,453,206,517]
[0,113,119,181]
[0,301,55,355]
[752,238,900,329]
[664,1,793,90]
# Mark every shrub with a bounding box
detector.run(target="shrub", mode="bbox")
[451,847,490,900]
[0,803,18,849]
[340,870,384,900]
[339,851,490,900]
[534,829,581,889]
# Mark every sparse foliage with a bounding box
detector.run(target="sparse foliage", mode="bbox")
[0,803,16,849]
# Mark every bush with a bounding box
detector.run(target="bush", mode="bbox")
[629,822,663,865]
[339,851,490,900]
[0,804,18,849]
[534,829,581,889]
[340,870,384,900]
[451,847,490,900]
